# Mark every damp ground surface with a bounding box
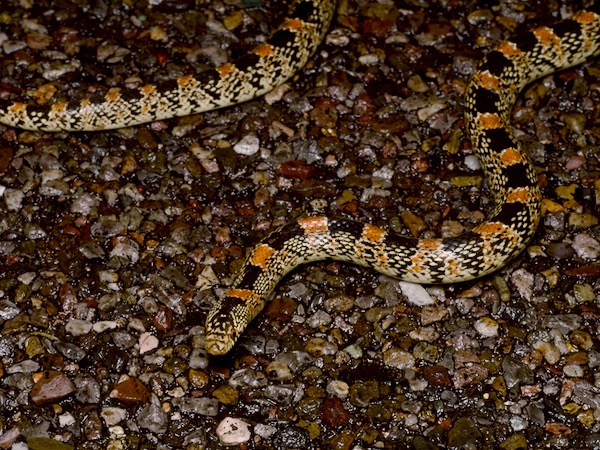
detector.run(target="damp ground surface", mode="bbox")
[0,0,599,449]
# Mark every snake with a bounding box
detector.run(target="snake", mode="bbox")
[0,1,599,355]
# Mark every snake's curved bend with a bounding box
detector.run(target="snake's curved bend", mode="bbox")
[0,2,599,355]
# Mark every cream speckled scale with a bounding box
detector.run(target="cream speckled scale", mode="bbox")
[0,1,599,355]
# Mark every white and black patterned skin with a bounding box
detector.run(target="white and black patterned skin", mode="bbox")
[0,1,599,355]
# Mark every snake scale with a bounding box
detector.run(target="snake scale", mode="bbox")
[0,1,599,355]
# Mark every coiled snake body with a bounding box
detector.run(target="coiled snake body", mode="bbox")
[1,1,599,354]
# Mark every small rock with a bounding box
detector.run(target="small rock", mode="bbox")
[322,396,350,427]
[326,380,350,398]
[266,360,293,381]
[421,305,448,325]
[139,332,159,354]
[30,371,75,405]
[233,133,260,155]
[212,385,239,405]
[110,377,149,405]
[423,364,452,388]
[65,319,93,336]
[474,317,499,337]
[400,282,434,306]
[216,417,251,445]
[383,347,415,369]
[172,397,219,416]
[100,407,128,426]
[136,403,168,434]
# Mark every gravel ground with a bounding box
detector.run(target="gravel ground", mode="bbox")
[0,0,599,449]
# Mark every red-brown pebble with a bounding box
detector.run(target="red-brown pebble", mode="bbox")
[30,370,75,405]
[264,297,298,321]
[110,377,150,405]
[423,364,452,388]
[276,160,317,180]
[322,397,351,427]
[153,306,173,331]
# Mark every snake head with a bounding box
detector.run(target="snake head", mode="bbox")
[205,294,253,355]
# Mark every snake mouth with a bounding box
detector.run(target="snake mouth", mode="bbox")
[205,329,237,355]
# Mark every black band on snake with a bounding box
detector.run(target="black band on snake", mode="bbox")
[0,1,598,355]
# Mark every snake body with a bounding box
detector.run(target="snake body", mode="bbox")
[1,1,599,355]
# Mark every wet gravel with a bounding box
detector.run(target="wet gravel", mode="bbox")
[1,0,600,448]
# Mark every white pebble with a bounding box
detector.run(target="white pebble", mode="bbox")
[92,320,118,333]
[233,133,260,155]
[58,413,76,427]
[216,417,251,446]
[573,233,600,260]
[139,332,159,354]
[358,54,379,65]
[326,380,349,398]
[399,282,434,306]
[65,319,93,336]
[464,154,481,170]
[383,347,415,369]
[474,317,499,337]
[101,407,128,426]
[3,188,24,211]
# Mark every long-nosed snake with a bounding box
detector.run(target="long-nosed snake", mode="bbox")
[0,1,599,355]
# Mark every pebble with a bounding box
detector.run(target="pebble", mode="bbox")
[563,364,584,377]
[7,359,39,373]
[100,407,128,426]
[263,385,295,404]
[65,319,93,336]
[572,233,600,259]
[399,282,435,306]
[448,417,482,447]
[59,412,76,427]
[343,344,363,359]
[306,310,332,328]
[533,341,561,365]
[136,403,168,434]
[233,133,260,155]
[254,423,278,441]
[474,317,499,337]
[92,321,118,333]
[502,356,534,389]
[30,371,75,405]
[74,375,101,404]
[305,338,337,357]
[323,295,354,313]
[423,365,452,388]
[3,188,24,210]
[139,332,159,354]
[212,385,239,405]
[326,380,350,398]
[26,439,73,450]
[322,396,350,427]
[266,360,293,381]
[216,417,251,445]
[420,305,448,325]
[569,212,598,229]
[172,397,219,416]
[510,269,534,301]
[349,381,379,408]
[55,342,86,361]
[229,368,268,389]
[383,348,415,370]
[109,377,149,405]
